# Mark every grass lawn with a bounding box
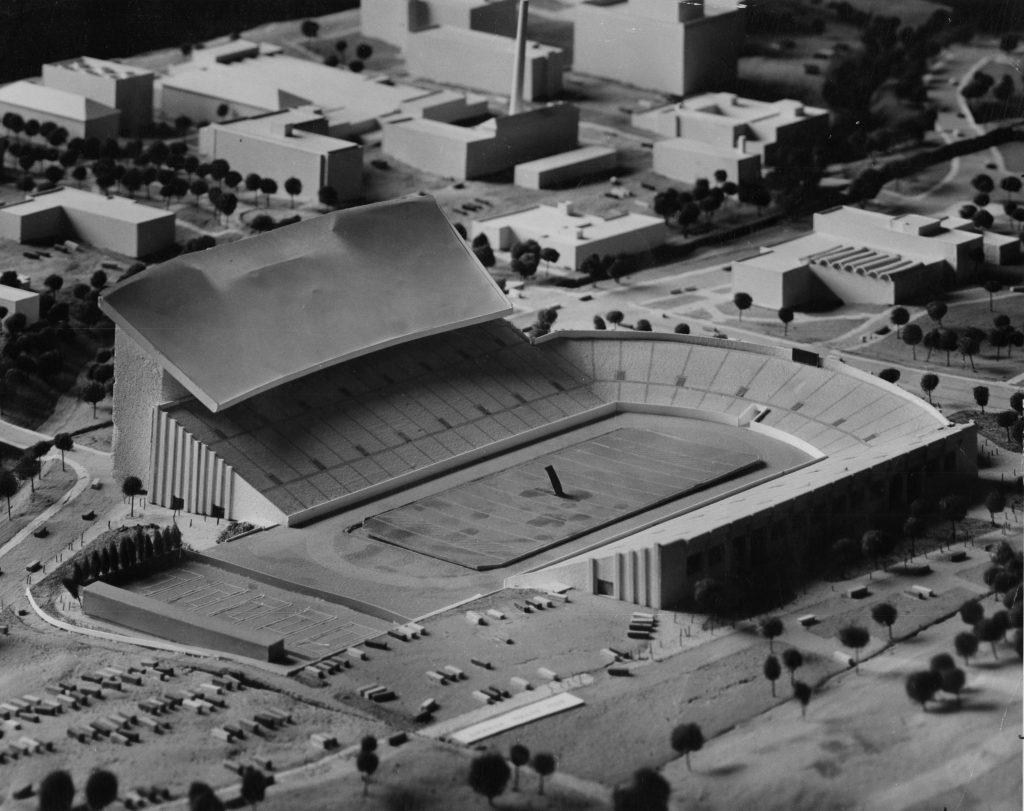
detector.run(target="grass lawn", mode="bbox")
[848,294,1024,382]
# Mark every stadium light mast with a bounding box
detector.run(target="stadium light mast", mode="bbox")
[509,0,529,116]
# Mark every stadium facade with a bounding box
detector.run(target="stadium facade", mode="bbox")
[103,197,976,609]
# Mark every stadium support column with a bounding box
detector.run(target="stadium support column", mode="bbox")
[509,0,529,116]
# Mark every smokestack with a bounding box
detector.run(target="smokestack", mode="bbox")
[509,0,529,116]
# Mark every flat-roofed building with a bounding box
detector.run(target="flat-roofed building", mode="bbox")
[0,287,40,325]
[42,56,154,135]
[0,81,119,140]
[0,187,175,258]
[731,206,984,308]
[161,53,446,138]
[574,0,744,96]
[362,0,517,48]
[653,136,760,185]
[514,145,617,189]
[405,26,564,101]
[383,102,578,180]
[471,200,666,269]
[189,38,283,65]
[634,93,829,167]
[198,108,363,203]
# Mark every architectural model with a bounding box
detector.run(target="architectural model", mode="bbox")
[0,0,1019,808]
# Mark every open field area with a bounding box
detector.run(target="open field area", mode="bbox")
[847,293,1024,382]
[365,428,762,569]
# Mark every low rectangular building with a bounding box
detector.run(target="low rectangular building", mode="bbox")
[42,56,154,135]
[82,580,286,662]
[653,137,760,186]
[383,103,578,180]
[198,108,363,203]
[0,287,40,325]
[514,145,617,189]
[0,187,176,258]
[471,201,666,270]
[634,93,829,167]
[404,25,564,101]
[731,206,984,308]
[0,81,119,141]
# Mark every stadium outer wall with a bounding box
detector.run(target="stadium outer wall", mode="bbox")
[506,331,978,610]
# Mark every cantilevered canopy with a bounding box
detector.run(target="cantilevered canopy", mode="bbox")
[101,195,511,412]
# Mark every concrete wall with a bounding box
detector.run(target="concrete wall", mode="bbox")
[730,260,812,310]
[82,580,285,662]
[514,145,617,189]
[574,3,741,95]
[160,86,271,127]
[112,329,190,486]
[43,65,154,135]
[653,138,760,185]
[0,101,118,141]
[361,0,516,47]
[199,126,363,202]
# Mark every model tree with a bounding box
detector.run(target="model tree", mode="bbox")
[531,752,556,796]
[763,654,781,696]
[468,752,511,806]
[919,373,938,404]
[778,306,794,335]
[53,432,73,471]
[838,624,870,672]
[878,368,900,384]
[781,647,803,684]
[959,599,984,626]
[733,292,752,322]
[284,177,302,207]
[670,722,704,771]
[938,494,966,544]
[861,529,888,574]
[15,454,40,493]
[0,469,19,518]
[982,280,1002,311]
[954,631,978,666]
[902,323,922,359]
[905,670,941,710]
[889,306,909,337]
[122,475,143,517]
[871,602,898,641]
[38,770,75,811]
[605,311,624,329]
[759,616,783,652]
[259,177,277,207]
[245,173,262,203]
[300,20,320,38]
[925,300,947,326]
[793,680,812,718]
[509,743,530,791]
[356,749,378,797]
[975,618,1003,659]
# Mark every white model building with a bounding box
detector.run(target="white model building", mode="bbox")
[382,1,579,179]
[162,52,472,139]
[0,81,120,141]
[513,145,617,189]
[42,57,154,135]
[638,93,830,185]
[404,26,564,101]
[198,108,363,203]
[0,187,176,259]
[361,0,517,48]
[574,0,745,96]
[471,201,667,269]
[0,287,41,325]
[731,206,984,309]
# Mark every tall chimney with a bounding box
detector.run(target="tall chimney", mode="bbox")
[509,0,529,116]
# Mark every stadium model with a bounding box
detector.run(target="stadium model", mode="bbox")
[101,196,976,643]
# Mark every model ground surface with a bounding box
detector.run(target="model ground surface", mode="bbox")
[364,427,763,569]
[203,413,808,619]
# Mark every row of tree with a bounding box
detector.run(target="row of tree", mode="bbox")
[62,522,184,597]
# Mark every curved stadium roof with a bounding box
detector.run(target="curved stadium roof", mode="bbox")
[100,195,511,412]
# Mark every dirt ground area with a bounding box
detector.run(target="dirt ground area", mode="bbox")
[659,593,1022,811]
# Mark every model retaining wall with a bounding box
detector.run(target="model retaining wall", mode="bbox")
[81,580,286,662]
